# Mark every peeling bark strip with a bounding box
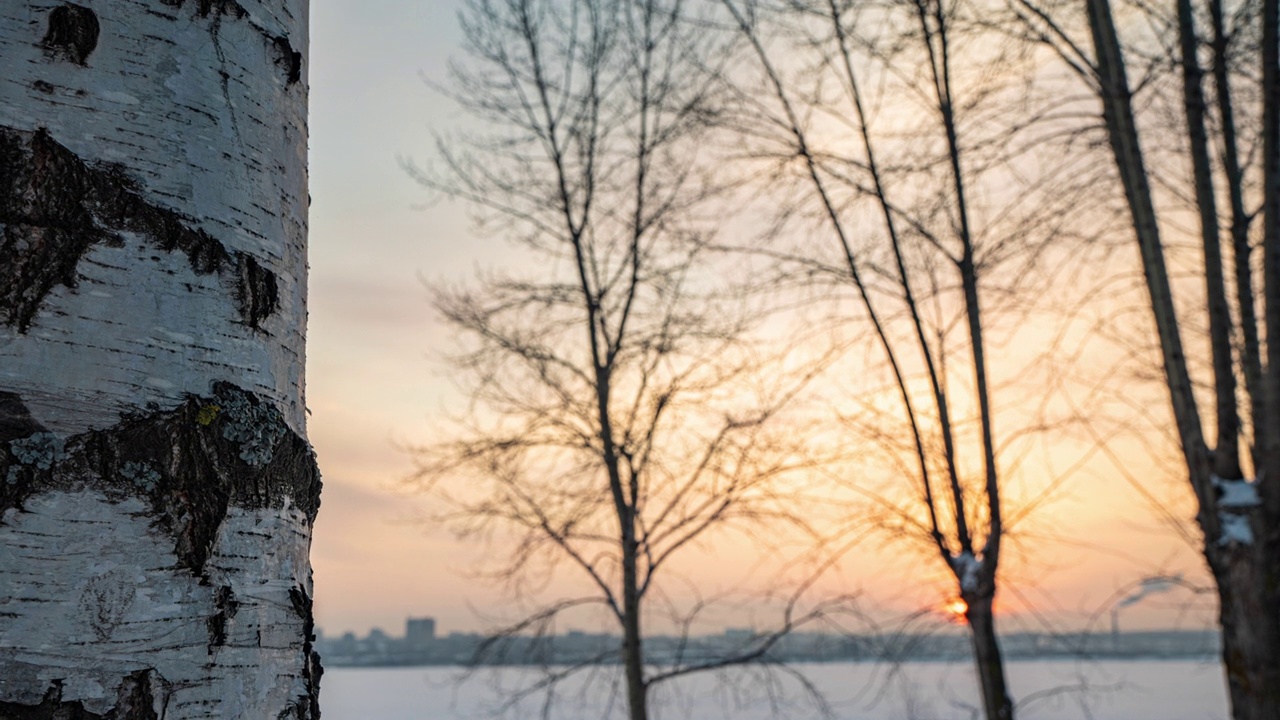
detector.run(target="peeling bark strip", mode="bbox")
[40,4,99,66]
[0,127,280,332]
[0,383,321,575]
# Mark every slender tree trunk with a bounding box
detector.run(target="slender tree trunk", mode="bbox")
[1178,0,1241,480]
[1086,1,1280,717]
[0,2,319,718]
[596,366,648,720]
[1084,0,1206,465]
[1208,545,1280,719]
[957,250,1013,720]
[1225,0,1280,715]
[1209,0,1263,458]
[964,593,1013,720]
[622,537,648,720]
[925,2,1014,710]
[1262,0,1280,474]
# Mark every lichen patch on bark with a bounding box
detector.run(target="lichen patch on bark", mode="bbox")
[0,383,321,576]
[0,127,280,332]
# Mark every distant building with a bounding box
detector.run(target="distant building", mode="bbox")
[365,627,390,655]
[407,617,437,650]
[337,632,357,656]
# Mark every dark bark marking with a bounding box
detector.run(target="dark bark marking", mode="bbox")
[41,5,99,66]
[157,0,303,88]
[0,681,100,720]
[0,126,280,332]
[284,585,322,720]
[272,36,303,85]
[0,128,125,333]
[197,0,248,18]
[206,585,239,651]
[0,393,46,444]
[238,254,279,330]
[0,671,163,720]
[159,0,248,19]
[109,670,162,720]
[0,383,322,576]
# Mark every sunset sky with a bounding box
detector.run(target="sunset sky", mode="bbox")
[304,0,1215,640]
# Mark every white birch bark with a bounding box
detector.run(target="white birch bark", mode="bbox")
[0,1,319,717]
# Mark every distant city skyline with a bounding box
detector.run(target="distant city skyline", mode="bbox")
[314,614,1220,669]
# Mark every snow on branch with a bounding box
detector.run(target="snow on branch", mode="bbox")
[1213,475,1261,509]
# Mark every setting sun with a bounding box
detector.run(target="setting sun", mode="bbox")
[943,598,969,623]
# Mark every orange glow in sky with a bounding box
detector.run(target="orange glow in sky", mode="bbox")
[305,0,1219,639]
[943,598,969,624]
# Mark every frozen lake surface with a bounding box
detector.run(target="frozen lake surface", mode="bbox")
[321,659,1228,719]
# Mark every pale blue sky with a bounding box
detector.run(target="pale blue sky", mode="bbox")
[308,0,485,636]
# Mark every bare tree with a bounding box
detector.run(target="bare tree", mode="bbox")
[1001,0,1280,715]
[409,1,841,718]
[712,1,1104,718]
[0,1,320,717]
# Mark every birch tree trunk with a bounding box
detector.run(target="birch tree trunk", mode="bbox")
[0,2,320,718]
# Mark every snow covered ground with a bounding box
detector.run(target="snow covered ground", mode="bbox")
[321,659,1228,719]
